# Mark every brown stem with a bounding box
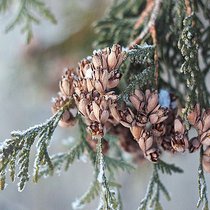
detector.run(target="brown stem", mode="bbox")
[134,0,155,30]
[150,25,159,86]
[185,0,192,15]
[129,0,162,49]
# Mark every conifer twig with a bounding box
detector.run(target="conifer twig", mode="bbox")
[1,0,56,43]
[139,159,183,210]
[129,0,162,49]
[134,0,155,30]
[96,138,119,210]
[197,146,209,210]
[0,98,74,191]
[150,25,159,86]
[184,0,192,15]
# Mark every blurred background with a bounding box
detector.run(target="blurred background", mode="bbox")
[0,0,209,210]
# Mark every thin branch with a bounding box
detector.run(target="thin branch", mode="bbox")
[134,0,155,30]
[129,0,162,49]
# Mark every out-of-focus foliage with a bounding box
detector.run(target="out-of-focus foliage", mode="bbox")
[0,0,56,43]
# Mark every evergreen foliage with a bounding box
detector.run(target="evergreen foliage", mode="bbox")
[0,0,56,43]
[197,146,209,210]
[0,98,73,191]
[139,159,183,210]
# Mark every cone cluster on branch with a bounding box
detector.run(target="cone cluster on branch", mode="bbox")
[51,68,77,126]
[188,104,210,149]
[187,104,210,172]
[73,44,126,138]
[51,44,210,170]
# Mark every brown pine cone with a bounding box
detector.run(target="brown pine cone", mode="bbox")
[188,137,201,153]
[187,103,200,127]
[171,116,188,152]
[138,130,160,162]
[59,68,77,98]
[160,136,177,154]
[51,97,77,127]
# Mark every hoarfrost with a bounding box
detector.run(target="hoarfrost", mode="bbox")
[86,56,92,60]
[3,183,8,190]
[72,198,85,210]
[122,46,129,52]
[97,166,103,184]
[97,153,104,183]
[85,68,93,79]
[17,182,25,192]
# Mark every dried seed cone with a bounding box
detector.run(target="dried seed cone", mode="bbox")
[89,122,106,139]
[76,44,126,94]
[161,136,177,154]
[130,89,168,128]
[171,116,188,152]
[51,97,77,127]
[188,137,200,153]
[138,130,160,162]
[129,89,145,111]
[187,103,200,126]
[199,108,210,146]
[110,102,135,128]
[59,68,77,97]
[203,147,210,173]
[130,125,143,140]
[201,129,210,146]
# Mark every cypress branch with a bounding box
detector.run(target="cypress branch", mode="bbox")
[157,159,184,175]
[96,138,119,210]
[0,98,73,191]
[37,141,85,180]
[139,160,183,210]
[72,178,100,209]
[104,156,135,174]
[197,146,209,210]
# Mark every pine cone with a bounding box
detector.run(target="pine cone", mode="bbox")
[59,68,77,98]
[171,116,188,152]
[188,137,201,153]
[161,136,177,154]
[110,102,135,128]
[51,97,77,127]
[138,130,160,162]
[187,103,200,127]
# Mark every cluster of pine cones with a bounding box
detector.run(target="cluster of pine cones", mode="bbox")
[51,44,210,172]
